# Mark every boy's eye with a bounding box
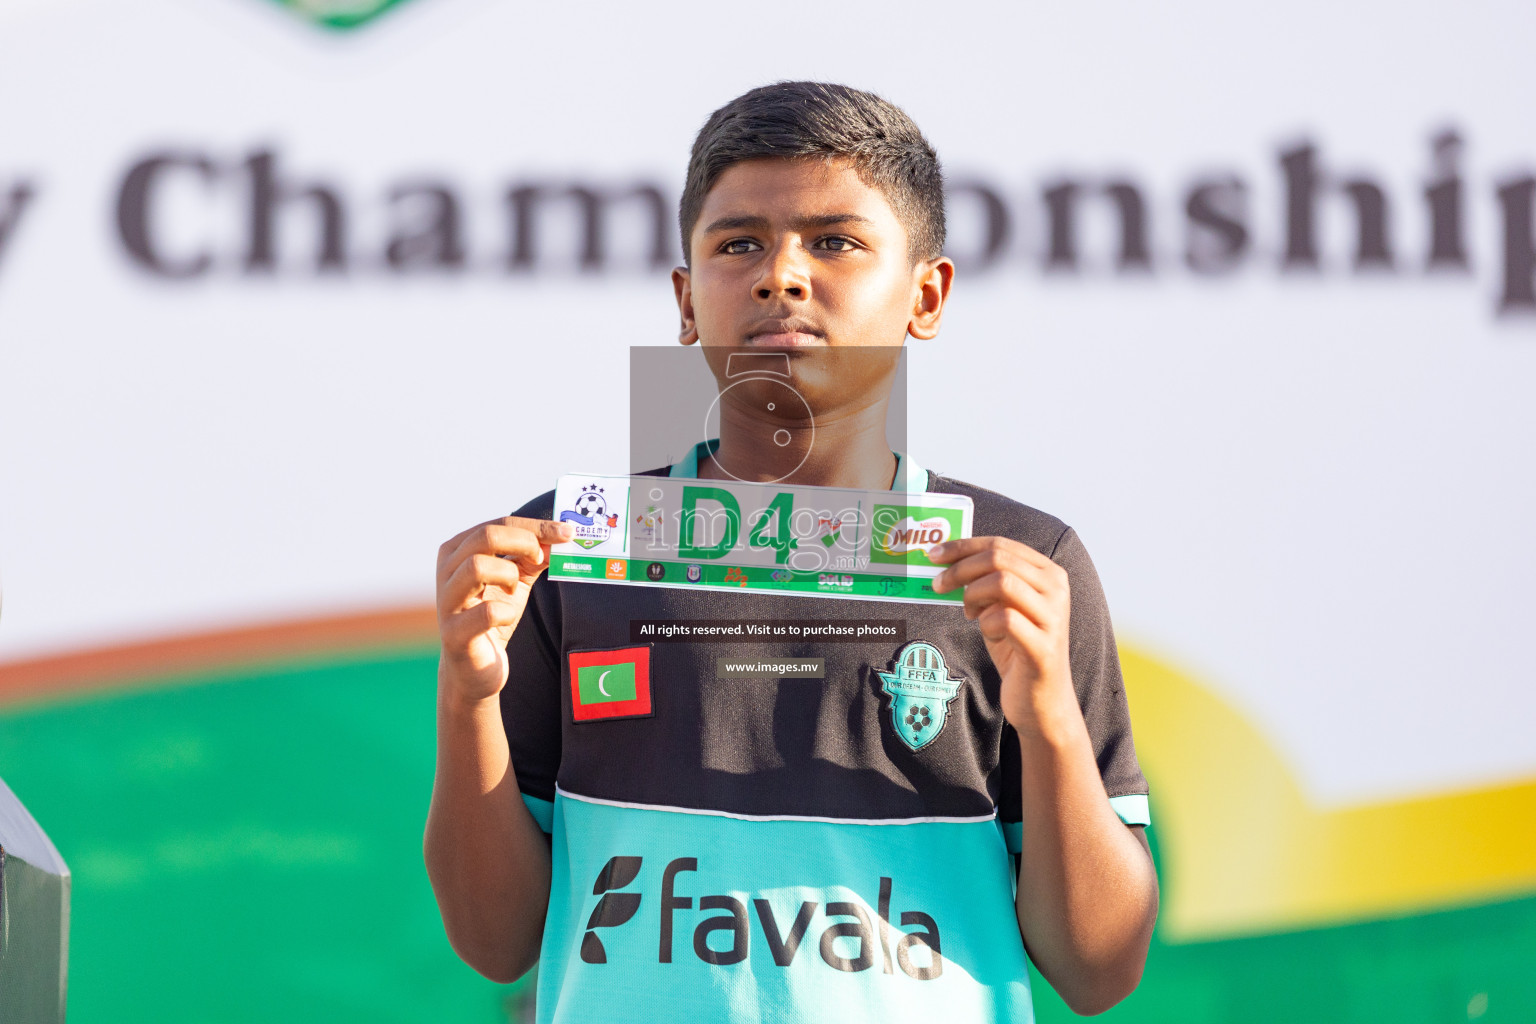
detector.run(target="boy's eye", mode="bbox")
[721,239,759,255]
[818,236,857,251]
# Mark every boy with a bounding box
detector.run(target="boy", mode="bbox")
[425,82,1157,1021]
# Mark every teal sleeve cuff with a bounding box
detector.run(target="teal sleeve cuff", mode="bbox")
[522,793,554,833]
[1109,794,1151,827]
[1000,795,1150,854]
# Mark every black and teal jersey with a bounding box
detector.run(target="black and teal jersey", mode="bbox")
[500,450,1150,1022]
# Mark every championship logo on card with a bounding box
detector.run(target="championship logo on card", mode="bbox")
[877,641,964,751]
[560,484,621,549]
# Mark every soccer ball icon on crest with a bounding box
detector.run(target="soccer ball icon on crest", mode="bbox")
[561,484,621,549]
[574,487,608,522]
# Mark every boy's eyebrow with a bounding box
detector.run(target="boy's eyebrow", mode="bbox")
[702,213,873,234]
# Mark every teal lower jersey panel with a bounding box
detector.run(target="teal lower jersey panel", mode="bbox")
[536,790,1033,1024]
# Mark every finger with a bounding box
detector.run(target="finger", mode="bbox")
[439,517,572,566]
[438,518,528,572]
[473,596,526,637]
[439,520,502,581]
[932,546,1065,596]
[439,528,540,589]
[960,571,1061,631]
[976,603,1045,647]
[442,552,530,614]
[532,517,578,545]
[926,535,1051,571]
[437,519,492,564]
[438,518,573,583]
[443,596,526,644]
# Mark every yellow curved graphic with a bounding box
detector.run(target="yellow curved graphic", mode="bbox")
[1121,645,1536,941]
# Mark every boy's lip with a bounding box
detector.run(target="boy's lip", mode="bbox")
[743,318,827,347]
[745,332,825,347]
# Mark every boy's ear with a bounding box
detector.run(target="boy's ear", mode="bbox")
[907,256,955,341]
[672,266,699,346]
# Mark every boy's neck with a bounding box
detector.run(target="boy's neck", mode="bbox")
[699,394,898,491]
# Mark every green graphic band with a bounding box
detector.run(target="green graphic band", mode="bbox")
[549,554,962,605]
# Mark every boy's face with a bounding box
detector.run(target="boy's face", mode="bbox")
[671,157,952,420]
[674,156,951,349]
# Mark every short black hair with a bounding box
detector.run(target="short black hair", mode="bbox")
[679,81,945,266]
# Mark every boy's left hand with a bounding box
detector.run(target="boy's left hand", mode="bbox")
[928,537,1073,730]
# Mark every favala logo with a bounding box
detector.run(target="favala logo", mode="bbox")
[578,855,943,980]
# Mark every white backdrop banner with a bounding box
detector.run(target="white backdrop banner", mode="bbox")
[2,0,1533,815]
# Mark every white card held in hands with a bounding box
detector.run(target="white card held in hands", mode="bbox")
[547,473,973,606]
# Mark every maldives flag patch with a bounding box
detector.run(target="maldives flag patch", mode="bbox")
[568,646,653,723]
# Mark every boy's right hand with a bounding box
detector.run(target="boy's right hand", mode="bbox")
[436,516,575,704]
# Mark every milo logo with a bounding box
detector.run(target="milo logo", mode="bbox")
[881,516,951,553]
[870,506,964,567]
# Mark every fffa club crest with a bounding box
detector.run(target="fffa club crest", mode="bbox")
[877,641,964,751]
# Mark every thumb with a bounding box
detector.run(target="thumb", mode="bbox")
[536,518,577,545]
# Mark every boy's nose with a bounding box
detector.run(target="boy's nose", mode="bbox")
[754,242,809,300]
